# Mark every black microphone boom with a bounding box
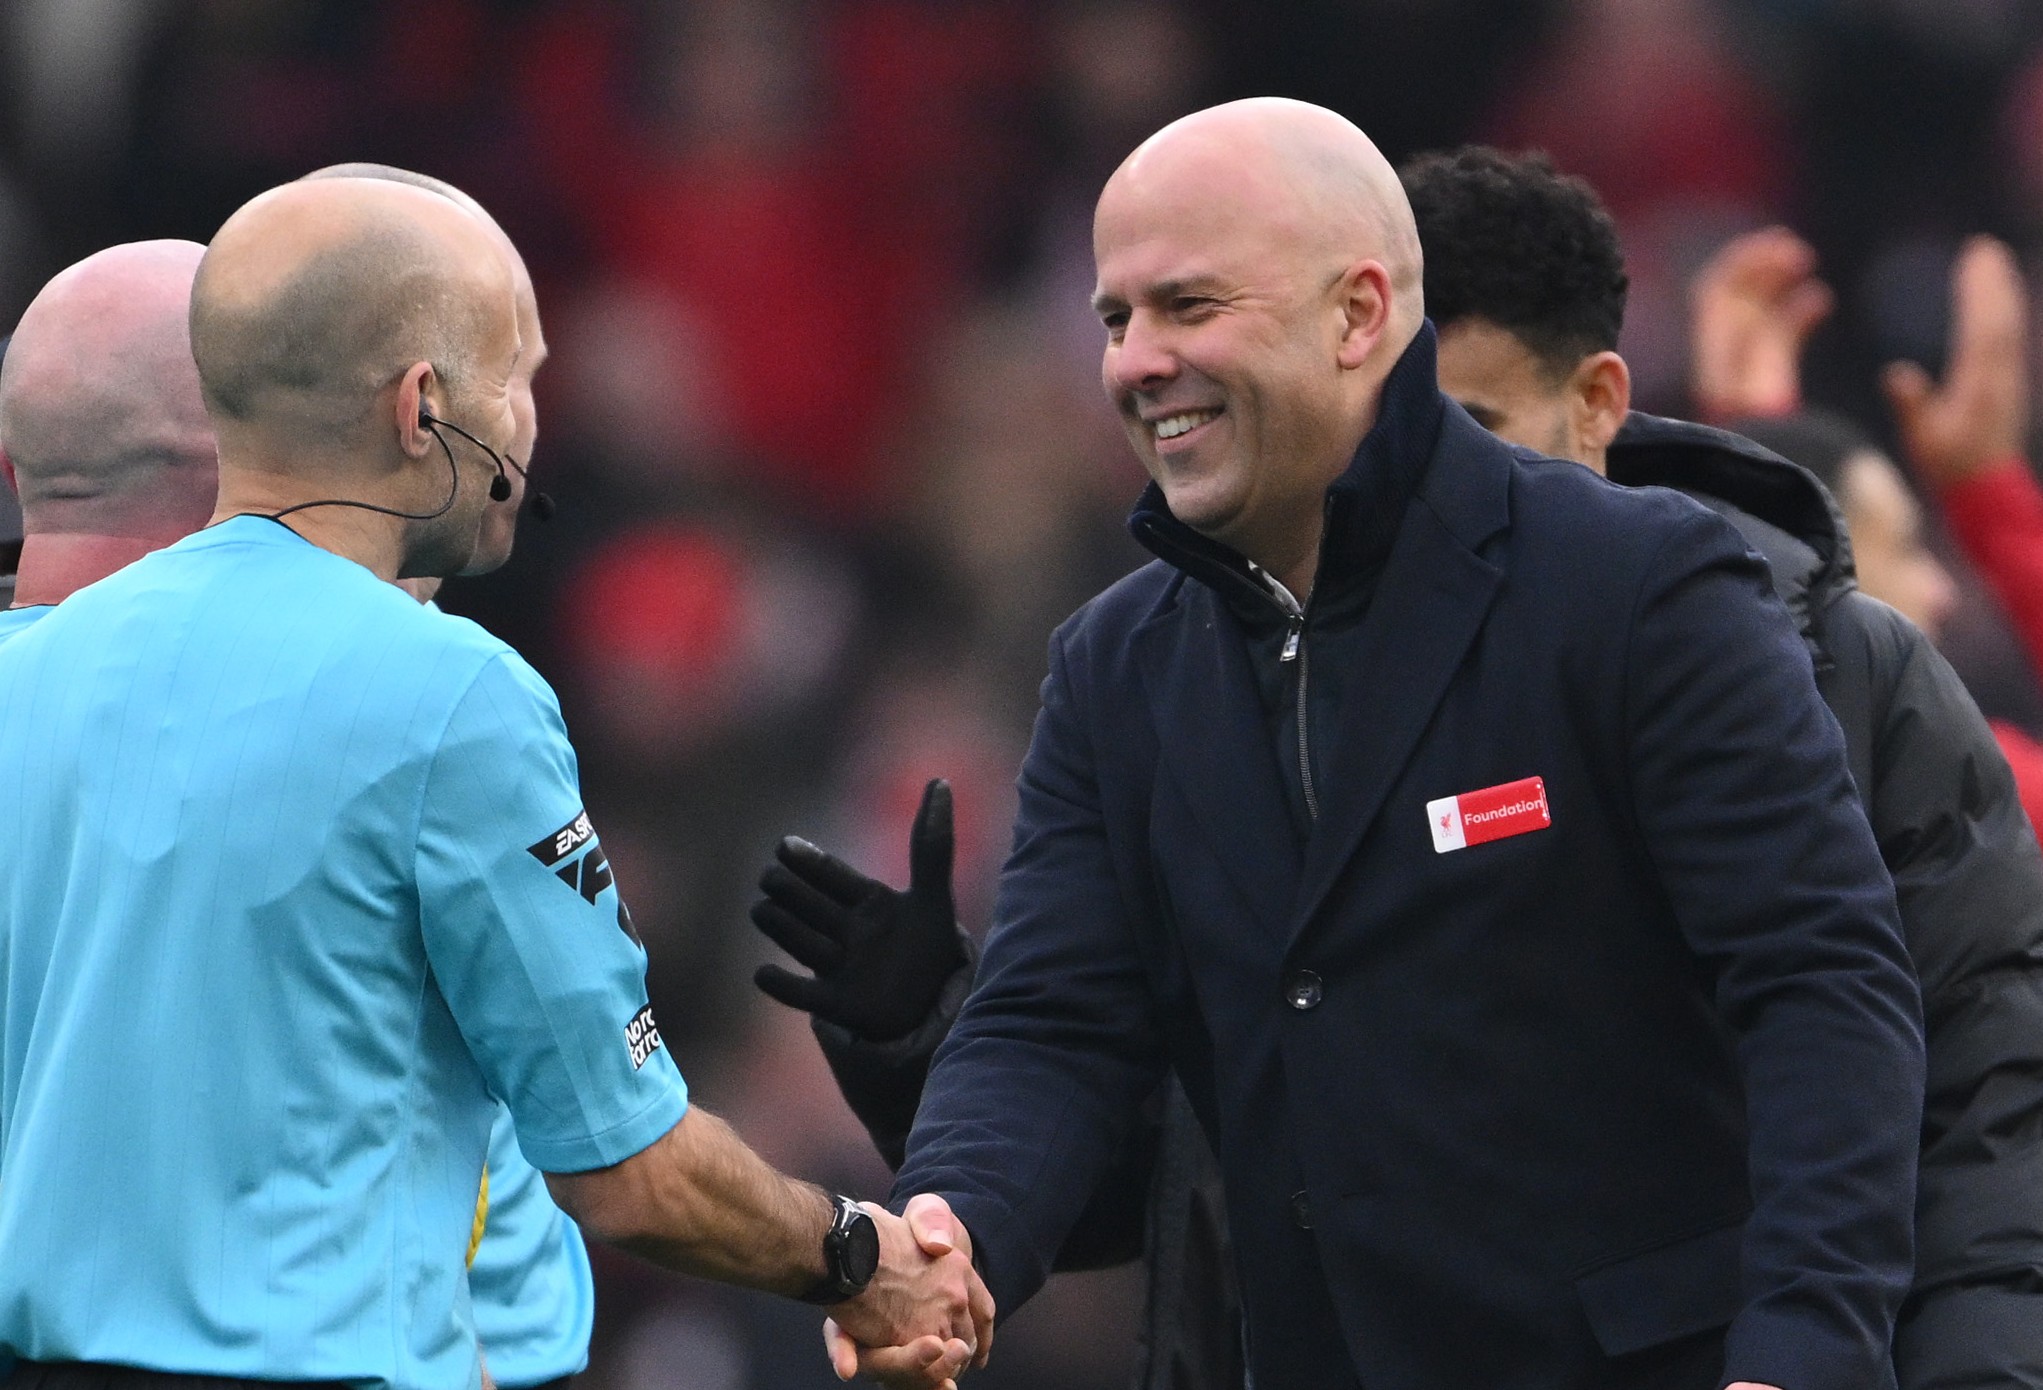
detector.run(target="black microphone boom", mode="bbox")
[263,410,553,526]
[425,411,555,521]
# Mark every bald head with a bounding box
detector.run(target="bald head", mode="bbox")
[0,240,214,534]
[298,163,494,227]
[1102,97,1424,335]
[1091,100,1425,594]
[190,177,519,446]
[292,164,546,576]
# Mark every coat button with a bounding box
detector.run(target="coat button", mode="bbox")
[1291,1190,1313,1229]
[1285,970,1323,1010]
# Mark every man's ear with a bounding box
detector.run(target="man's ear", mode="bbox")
[397,361,439,458]
[1335,261,1394,370]
[0,449,16,495]
[1570,350,1631,455]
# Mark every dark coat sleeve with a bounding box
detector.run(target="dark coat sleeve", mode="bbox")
[816,929,1158,1273]
[890,623,1170,1315]
[1624,512,1925,1390]
[1817,593,2043,1390]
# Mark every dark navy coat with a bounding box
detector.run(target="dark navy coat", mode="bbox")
[895,331,1925,1390]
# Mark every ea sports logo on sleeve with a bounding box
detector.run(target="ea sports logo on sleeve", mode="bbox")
[527,807,642,943]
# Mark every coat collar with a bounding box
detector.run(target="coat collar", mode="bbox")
[1286,403,1510,940]
[1125,329,1517,947]
[1126,322,1451,609]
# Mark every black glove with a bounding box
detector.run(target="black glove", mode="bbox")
[751,778,969,1042]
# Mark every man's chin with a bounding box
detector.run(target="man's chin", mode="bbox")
[1156,478,1242,542]
[457,544,512,578]
[456,517,518,577]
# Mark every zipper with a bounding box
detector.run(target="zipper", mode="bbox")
[1270,591,1319,821]
[1293,629,1318,821]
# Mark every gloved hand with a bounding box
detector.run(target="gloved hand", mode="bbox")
[751,779,969,1043]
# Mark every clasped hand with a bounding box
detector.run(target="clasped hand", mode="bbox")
[824,1194,994,1387]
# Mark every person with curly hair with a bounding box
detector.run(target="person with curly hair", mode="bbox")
[1406,142,2043,1389]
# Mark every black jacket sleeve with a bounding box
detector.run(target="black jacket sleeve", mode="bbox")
[1817,591,2043,1390]
[815,928,1159,1271]
[1623,512,1923,1390]
[890,626,1172,1315]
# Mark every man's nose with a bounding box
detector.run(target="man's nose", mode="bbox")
[1106,312,1178,395]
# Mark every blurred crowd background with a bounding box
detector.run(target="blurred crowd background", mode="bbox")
[3,0,2042,1385]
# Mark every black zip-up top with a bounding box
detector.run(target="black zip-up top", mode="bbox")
[1128,324,1448,839]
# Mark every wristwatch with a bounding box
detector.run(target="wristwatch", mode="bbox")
[799,1193,881,1304]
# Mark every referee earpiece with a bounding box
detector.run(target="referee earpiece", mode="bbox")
[418,407,514,503]
[265,404,549,529]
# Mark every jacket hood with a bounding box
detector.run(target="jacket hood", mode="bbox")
[1607,411,1857,635]
[1128,321,1448,605]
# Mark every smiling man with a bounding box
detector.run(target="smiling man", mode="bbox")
[877,98,1926,1390]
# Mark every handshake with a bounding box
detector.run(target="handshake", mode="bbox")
[823,1193,994,1388]
[746,778,994,1383]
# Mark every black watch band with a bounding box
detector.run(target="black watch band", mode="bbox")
[799,1194,881,1305]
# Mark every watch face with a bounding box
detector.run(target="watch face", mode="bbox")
[843,1206,881,1287]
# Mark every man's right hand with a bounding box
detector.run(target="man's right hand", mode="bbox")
[752,779,968,1042]
[824,1195,994,1386]
[1690,226,1834,424]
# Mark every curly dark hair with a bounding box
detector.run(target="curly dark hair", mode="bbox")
[1400,145,1629,377]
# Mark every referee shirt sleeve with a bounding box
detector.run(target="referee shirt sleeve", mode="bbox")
[416,651,687,1174]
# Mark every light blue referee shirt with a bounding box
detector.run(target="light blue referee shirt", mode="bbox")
[0,603,49,643]
[0,601,597,1388]
[472,1111,594,1388]
[0,517,687,1388]
[0,600,54,1386]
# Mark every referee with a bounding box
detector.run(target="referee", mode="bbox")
[0,217,582,1389]
[0,240,222,1389]
[0,178,985,1388]
[293,162,589,1390]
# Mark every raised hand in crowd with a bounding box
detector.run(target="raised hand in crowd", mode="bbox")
[752,779,968,1042]
[1883,235,2032,489]
[1689,225,1834,422]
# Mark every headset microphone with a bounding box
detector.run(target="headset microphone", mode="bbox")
[263,410,552,527]
[422,409,554,521]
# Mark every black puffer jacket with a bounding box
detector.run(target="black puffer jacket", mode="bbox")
[1611,412,2043,1390]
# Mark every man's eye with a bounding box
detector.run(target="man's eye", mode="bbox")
[1101,311,1129,336]
[1173,298,1216,316]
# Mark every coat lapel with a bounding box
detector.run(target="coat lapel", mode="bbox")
[1289,413,1512,942]
[1134,581,1302,947]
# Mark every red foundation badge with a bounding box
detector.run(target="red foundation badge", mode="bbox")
[1427,776,1551,853]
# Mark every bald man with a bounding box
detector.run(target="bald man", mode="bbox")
[0,237,214,1390]
[0,178,984,1390]
[0,239,215,621]
[296,161,582,1390]
[0,175,582,1390]
[882,99,1922,1390]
